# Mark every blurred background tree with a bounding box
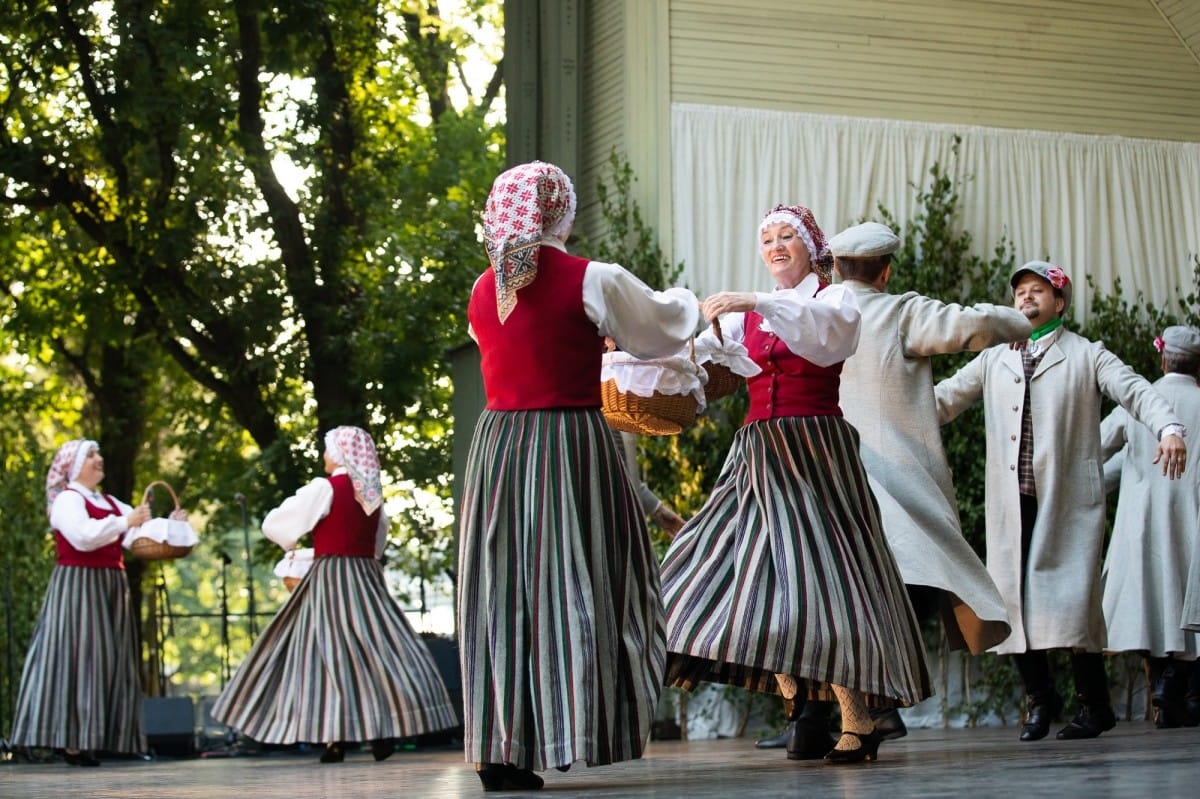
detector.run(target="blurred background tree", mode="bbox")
[0,0,502,716]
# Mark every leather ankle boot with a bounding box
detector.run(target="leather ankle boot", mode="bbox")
[1056,694,1116,740]
[786,699,835,760]
[1152,662,1188,729]
[1019,690,1061,742]
[870,707,907,740]
[1185,690,1200,728]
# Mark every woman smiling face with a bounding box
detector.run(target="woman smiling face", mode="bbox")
[759,221,812,289]
[75,445,105,490]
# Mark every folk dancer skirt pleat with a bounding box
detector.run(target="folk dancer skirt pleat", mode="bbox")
[210,556,458,744]
[661,416,932,707]
[10,565,145,753]
[458,408,665,772]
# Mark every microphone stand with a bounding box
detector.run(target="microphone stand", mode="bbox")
[235,493,258,637]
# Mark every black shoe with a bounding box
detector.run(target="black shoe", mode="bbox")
[1152,664,1189,729]
[319,742,345,763]
[476,763,544,792]
[1153,694,1189,729]
[756,722,793,749]
[870,707,907,740]
[62,750,100,767]
[1019,690,1062,742]
[370,738,394,762]
[1185,692,1200,728]
[1056,700,1116,740]
[786,717,837,761]
[823,728,884,764]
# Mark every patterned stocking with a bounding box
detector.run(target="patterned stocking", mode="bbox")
[774,673,799,700]
[831,684,875,751]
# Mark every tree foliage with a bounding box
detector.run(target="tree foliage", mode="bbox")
[0,0,502,708]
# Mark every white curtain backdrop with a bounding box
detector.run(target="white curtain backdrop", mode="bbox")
[671,103,1200,320]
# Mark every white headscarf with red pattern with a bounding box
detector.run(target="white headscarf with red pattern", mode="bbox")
[324,426,383,515]
[758,203,833,282]
[45,438,98,518]
[482,161,577,323]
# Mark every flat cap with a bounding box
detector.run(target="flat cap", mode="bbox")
[828,222,900,258]
[1010,260,1072,309]
[1161,325,1200,356]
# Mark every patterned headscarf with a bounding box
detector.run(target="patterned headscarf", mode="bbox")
[482,161,578,323]
[758,204,833,282]
[45,438,98,518]
[324,426,383,515]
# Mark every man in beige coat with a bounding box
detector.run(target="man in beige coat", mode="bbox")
[935,261,1187,742]
[1099,326,1200,728]
[835,222,1026,656]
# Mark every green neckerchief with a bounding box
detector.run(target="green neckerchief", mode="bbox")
[1029,317,1062,342]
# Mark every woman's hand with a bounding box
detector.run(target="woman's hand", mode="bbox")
[127,503,151,528]
[169,508,189,522]
[651,503,686,538]
[701,292,756,322]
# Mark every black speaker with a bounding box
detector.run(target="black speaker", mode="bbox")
[142,696,195,757]
[418,634,463,745]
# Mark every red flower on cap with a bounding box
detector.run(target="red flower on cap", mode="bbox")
[1045,266,1069,290]
[1154,336,1166,353]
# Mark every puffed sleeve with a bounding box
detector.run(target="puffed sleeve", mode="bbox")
[752,280,861,367]
[50,491,133,552]
[582,261,700,359]
[262,477,334,551]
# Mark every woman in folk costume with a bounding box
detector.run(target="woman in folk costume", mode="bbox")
[211,426,457,763]
[458,161,699,791]
[660,205,932,764]
[9,439,153,766]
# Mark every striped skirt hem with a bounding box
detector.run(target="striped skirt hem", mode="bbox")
[661,416,932,707]
[9,566,145,752]
[210,556,458,744]
[457,408,665,771]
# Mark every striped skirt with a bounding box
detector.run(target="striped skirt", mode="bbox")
[9,565,145,753]
[661,416,932,707]
[210,556,458,744]
[457,408,665,772]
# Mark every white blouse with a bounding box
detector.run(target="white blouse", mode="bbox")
[261,467,389,558]
[49,482,134,552]
[697,271,861,368]
[471,238,701,360]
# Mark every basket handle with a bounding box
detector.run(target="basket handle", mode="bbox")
[141,480,182,512]
[712,317,724,345]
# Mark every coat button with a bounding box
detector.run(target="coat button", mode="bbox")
[1014,377,1021,383]
[1010,464,1016,470]
[1012,405,1019,412]
[1011,434,1017,441]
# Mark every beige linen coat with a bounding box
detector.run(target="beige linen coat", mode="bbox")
[1184,530,1200,632]
[1099,373,1200,658]
[840,283,1028,654]
[935,329,1181,655]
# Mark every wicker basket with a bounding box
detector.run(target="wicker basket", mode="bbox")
[601,340,702,436]
[702,318,746,401]
[601,379,699,435]
[283,576,302,592]
[129,481,194,561]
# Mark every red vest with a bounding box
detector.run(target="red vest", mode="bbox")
[469,247,604,410]
[312,473,382,558]
[742,309,843,422]
[54,489,125,569]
